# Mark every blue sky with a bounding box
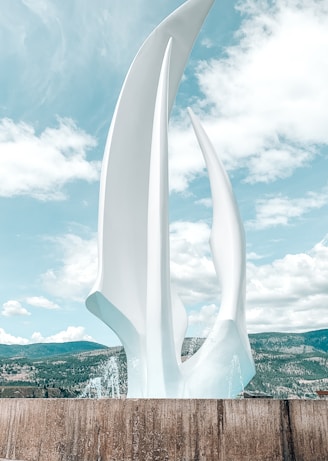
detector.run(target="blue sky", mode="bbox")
[0,0,327,346]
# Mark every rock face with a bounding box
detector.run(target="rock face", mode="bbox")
[0,399,327,461]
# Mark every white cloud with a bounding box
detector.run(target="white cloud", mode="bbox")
[39,221,219,305]
[247,188,328,229]
[188,304,219,336]
[37,223,328,336]
[246,252,265,261]
[41,233,97,301]
[40,222,218,309]
[195,197,212,208]
[201,37,214,49]
[40,223,218,306]
[0,328,29,345]
[244,147,312,184]
[170,221,219,306]
[171,223,328,334]
[168,121,206,193]
[26,296,61,310]
[31,326,93,343]
[0,325,94,345]
[0,118,100,200]
[1,300,31,317]
[246,236,328,332]
[169,0,328,190]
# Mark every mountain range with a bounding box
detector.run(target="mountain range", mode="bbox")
[0,329,327,399]
[0,340,106,359]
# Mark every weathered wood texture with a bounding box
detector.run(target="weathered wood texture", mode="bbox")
[0,399,327,461]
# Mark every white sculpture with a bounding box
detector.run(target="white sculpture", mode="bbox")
[86,0,255,398]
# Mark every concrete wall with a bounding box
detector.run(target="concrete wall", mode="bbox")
[0,399,327,461]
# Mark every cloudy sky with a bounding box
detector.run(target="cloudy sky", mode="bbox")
[0,0,327,346]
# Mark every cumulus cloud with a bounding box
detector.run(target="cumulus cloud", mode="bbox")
[31,326,93,343]
[201,37,215,49]
[195,197,212,208]
[0,118,100,200]
[41,233,97,301]
[38,222,218,308]
[40,224,217,306]
[0,326,94,345]
[168,122,206,193]
[25,296,61,310]
[37,223,328,336]
[170,221,219,306]
[246,252,266,261]
[247,188,328,229]
[169,0,328,191]
[188,304,219,336]
[170,222,328,335]
[0,328,30,345]
[246,237,328,332]
[1,300,31,317]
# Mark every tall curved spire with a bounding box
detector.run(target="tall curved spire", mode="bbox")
[86,0,215,398]
[87,0,214,339]
[86,0,255,398]
[181,109,254,397]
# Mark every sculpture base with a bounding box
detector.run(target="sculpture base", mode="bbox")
[0,398,327,460]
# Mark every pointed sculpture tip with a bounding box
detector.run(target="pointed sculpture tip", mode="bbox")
[177,0,215,18]
[187,106,195,120]
[167,36,173,53]
[190,0,215,6]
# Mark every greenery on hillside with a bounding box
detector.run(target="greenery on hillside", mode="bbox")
[0,330,327,398]
[0,340,107,359]
[245,330,328,398]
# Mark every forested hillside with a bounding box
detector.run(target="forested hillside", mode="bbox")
[0,330,327,398]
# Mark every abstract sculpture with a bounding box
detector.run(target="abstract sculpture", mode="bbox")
[86,0,255,398]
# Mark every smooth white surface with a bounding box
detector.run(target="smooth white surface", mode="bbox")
[86,0,255,398]
[182,109,255,397]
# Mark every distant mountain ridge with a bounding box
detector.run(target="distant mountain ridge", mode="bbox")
[0,340,107,359]
[0,330,327,360]
[249,329,328,353]
[0,330,327,399]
